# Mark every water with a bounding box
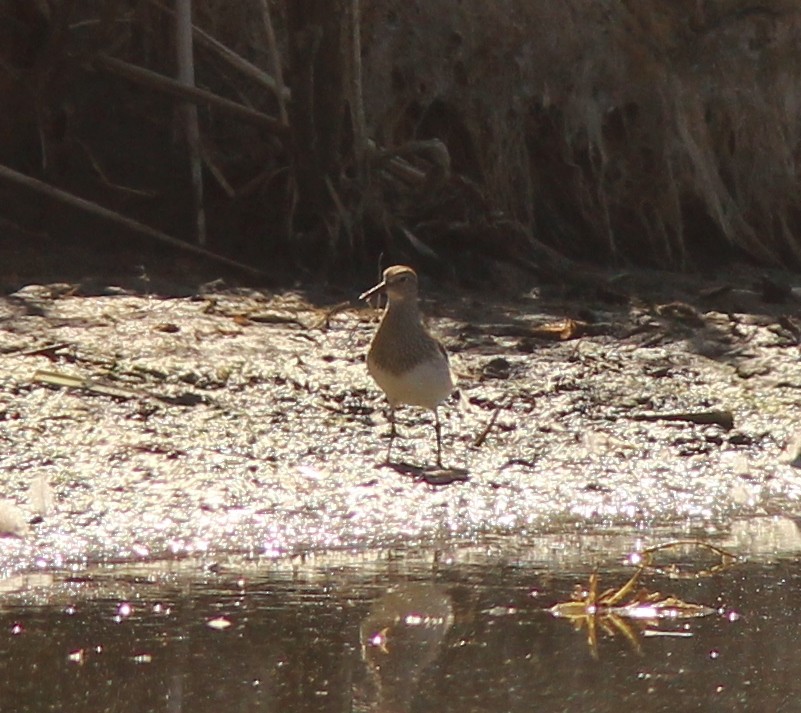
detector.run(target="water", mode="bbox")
[1,532,800,712]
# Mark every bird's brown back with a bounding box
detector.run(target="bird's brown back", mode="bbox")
[368,300,446,376]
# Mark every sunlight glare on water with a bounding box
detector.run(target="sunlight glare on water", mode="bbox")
[0,529,799,711]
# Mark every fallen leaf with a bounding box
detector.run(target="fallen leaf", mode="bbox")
[530,319,587,340]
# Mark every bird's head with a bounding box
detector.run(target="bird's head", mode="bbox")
[360,265,419,304]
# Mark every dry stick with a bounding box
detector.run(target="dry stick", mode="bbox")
[199,142,235,197]
[35,0,79,172]
[314,300,353,330]
[382,156,427,186]
[93,54,287,134]
[175,0,206,246]
[325,175,353,247]
[73,138,156,197]
[0,163,264,276]
[347,0,367,256]
[257,0,288,124]
[17,343,72,357]
[473,405,504,448]
[629,409,734,430]
[350,0,367,172]
[146,0,290,102]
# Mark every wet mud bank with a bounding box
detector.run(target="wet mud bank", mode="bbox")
[1,266,801,575]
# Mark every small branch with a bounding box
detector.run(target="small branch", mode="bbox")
[325,175,353,251]
[175,0,206,245]
[628,409,734,430]
[349,0,367,174]
[473,405,504,448]
[92,53,288,134]
[73,138,157,197]
[146,0,291,102]
[0,163,264,276]
[374,139,451,189]
[258,0,288,124]
[16,343,72,357]
[313,300,353,330]
[199,142,235,197]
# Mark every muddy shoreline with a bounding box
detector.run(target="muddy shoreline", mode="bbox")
[1,264,801,575]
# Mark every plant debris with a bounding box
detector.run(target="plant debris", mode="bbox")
[550,541,737,657]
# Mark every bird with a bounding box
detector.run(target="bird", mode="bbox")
[360,265,455,467]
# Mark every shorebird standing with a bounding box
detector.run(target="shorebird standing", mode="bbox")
[360,265,454,467]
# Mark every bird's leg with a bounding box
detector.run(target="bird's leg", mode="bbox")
[386,406,397,463]
[434,407,444,468]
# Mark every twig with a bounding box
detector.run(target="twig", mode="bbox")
[33,369,205,406]
[325,175,353,251]
[347,0,367,256]
[349,0,367,174]
[35,0,79,172]
[258,0,288,124]
[638,540,738,578]
[73,138,156,197]
[199,141,235,197]
[175,0,206,245]
[381,156,427,186]
[473,404,504,448]
[374,140,451,188]
[16,343,72,357]
[313,300,354,330]
[629,409,734,430]
[146,0,290,102]
[0,162,264,276]
[92,53,288,134]
[33,369,139,400]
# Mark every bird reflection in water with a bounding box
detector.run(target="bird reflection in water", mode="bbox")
[359,584,455,712]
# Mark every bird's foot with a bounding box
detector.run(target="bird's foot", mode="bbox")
[381,460,469,485]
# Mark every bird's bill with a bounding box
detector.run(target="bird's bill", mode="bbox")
[359,280,387,301]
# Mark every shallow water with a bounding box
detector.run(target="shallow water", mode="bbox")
[2,528,801,712]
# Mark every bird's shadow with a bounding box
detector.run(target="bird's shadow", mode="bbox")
[381,461,469,485]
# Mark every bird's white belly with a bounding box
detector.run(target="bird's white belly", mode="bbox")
[368,357,453,409]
